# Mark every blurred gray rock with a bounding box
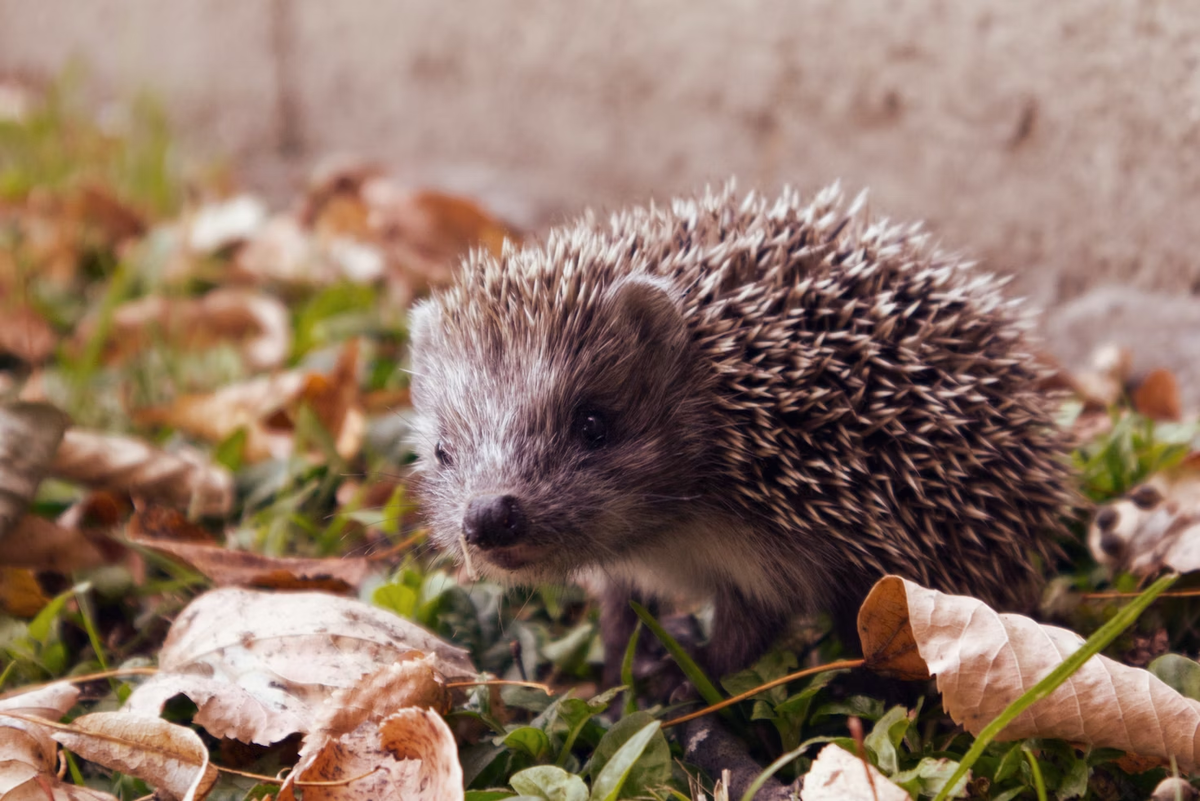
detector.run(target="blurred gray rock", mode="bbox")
[1041,286,1200,411]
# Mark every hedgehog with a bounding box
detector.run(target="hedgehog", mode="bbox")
[407,183,1076,679]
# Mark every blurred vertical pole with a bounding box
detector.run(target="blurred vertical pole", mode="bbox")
[271,0,303,158]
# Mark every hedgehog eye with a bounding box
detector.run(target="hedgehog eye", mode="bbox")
[434,439,452,467]
[574,407,609,450]
[1129,485,1162,510]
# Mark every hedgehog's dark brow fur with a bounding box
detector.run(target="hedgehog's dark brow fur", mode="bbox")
[408,182,1077,676]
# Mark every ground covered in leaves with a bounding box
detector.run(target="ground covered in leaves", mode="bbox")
[4,81,1200,801]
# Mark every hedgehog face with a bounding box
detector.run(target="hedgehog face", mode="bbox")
[409,272,712,585]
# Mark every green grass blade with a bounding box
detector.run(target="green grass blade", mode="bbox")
[629,601,723,708]
[589,720,661,801]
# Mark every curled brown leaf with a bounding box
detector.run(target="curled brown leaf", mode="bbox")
[859,575,1200,770]
[53,430,233,517]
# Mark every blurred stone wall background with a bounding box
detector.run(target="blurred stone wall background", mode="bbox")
[2,0,1199,389]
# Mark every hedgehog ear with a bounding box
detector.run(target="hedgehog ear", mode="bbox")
[604,275,688,359]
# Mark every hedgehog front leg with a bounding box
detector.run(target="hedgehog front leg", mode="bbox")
[600,584,642,688]
[704,587,789,679]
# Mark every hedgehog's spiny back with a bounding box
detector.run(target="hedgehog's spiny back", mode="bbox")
[624,185,1073,609]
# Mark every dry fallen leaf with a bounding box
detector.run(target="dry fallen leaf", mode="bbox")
[859,575,1200,770]
[128,535,374,593]
[133,370,307,462]
[0,566,49,616]
[235,216,386,286]
[1152,777,1198,801]
[1071,343,1133,409]
[53,429,233,517]
[1132,368,1184,422]
[298,338,364,460]
[0,515,115,574]
[0,304,57,364]
[800,744,909,801]
[0,683,117,801]
[133,339,364,463]
[72,184,146,250]
[280,708,463,801]
[78,289,290,371]
[186,195,267,253]
[0,681,81,761]
[0,401,71,539]
[1088,455,1200,575]
[856,574,930,682]
[304,655,451,748]
[48,713,217,801]
[124,587,475,745]
[376,188,513,263]
[297,163,518,301]
[127,504,217,544]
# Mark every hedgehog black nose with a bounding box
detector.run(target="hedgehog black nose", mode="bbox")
[463,494,527,549]
[1095,507,1119,532]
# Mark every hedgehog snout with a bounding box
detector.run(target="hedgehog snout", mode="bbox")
[463,494,527,549]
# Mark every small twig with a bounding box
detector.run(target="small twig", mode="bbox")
[365,529,427,562]
[663,658,863,728]
[848,716,880,801]
[214,766,285,784]
[445,678,553,695]
[510,640,528,682]
[0,667,158,701]
[294,766,384,787]
[1083,588,1200,600]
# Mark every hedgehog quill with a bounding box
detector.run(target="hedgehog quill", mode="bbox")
[409,183,1075,678]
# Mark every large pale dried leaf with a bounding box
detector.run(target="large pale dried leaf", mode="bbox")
[80,289,290,370]
[49,712,217,801]
[125,674,307,747]
[53,430,233,517]
[0,402,71,539]
[280,708,462,801]
[859,575,1200,770]
[0,305,57,364]
[800,744,909,801]
[128,536,373,593]
[0,516,112,574]
[1088,456,1200,575]
[124,588,475,745]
